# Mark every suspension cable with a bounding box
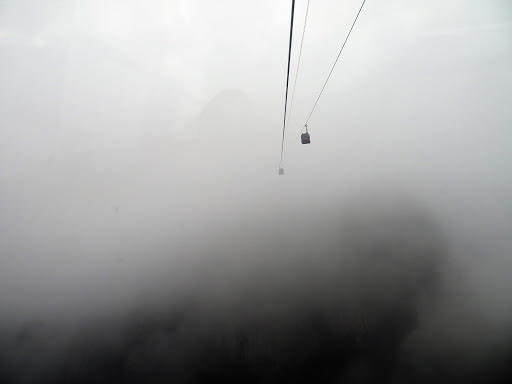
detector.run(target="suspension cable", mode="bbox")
[303,0,367,127]
[279,0,296,169]
[287,0,311,128]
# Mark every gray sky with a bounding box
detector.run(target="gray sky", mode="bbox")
[1,0,510,147]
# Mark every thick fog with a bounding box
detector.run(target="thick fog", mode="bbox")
[0,0,511,383]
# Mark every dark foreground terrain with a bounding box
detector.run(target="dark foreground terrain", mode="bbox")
[0,197,511,384]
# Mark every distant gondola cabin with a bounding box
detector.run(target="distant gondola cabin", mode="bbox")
[301,132,310,144]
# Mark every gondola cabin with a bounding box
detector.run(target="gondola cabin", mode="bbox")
[279,168,285,175]
[301,132,311,144]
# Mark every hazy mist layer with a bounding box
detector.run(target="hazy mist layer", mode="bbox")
[1,0,511,383]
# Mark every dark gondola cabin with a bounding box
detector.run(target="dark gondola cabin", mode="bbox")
[279,168,285,175]
[301,132,311,144]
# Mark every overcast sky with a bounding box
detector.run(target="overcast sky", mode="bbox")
[1,0,510,153]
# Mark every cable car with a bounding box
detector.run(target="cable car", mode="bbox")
[301,124,311,144]
[279,168,285,175]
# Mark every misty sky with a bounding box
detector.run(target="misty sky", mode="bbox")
[1,0,510,156]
